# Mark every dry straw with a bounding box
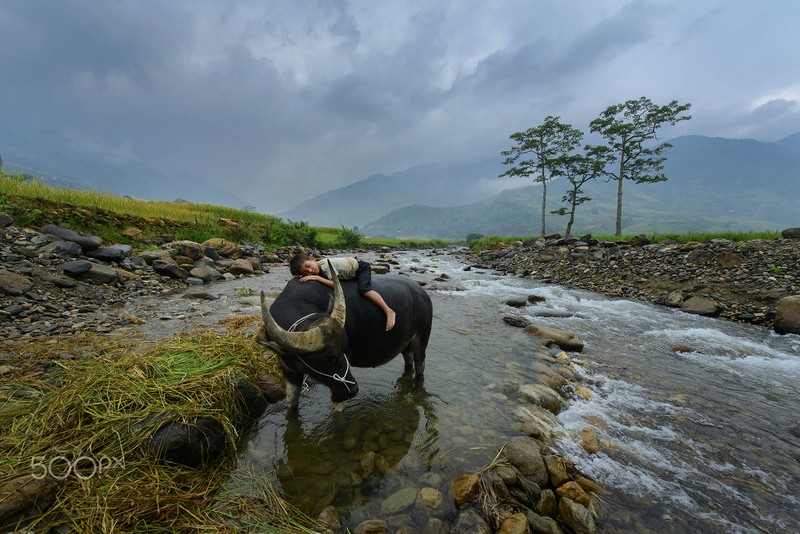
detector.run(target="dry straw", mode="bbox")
[0,328,319,532]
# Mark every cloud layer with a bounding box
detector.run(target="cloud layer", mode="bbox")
[1,0,799,212]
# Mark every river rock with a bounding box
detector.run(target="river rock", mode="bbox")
[202,238,241,259]
[578,428,601,454]
[497,512,528,534]
[544,455,570,488]
[774,295,800,335]
[415,487,444,512]
[453,473,480,506]
[537,489,557,518]
[80,263,119,285]
[524,325,584,352]
[152,259,190,280]
[506,298,528,308]
[0,213,12,227]
[557,481,590,506]
[680,296,720,316]
[58,259,93,277]
[171,240,204,260]
[86,244,132,262]
[0,474,60,524]
[316,505,343,534]
[137,250,174,264]
[229,258,255,276]
[526,511,565,534]
[189,266,224,283]
[39,240,82,257]
[352,519,388,534]
[40,224,103,251]
[781,227,800,239]
[149,417,227,467]
[717,250,742,268]
[0,271,34,296]
[452,508,492,534]
[504,315,531,328]
[502,436,548,486]
[372,264,390,274]
[380,487,417,515]
[121,227,146,240]
[558,497,595,534]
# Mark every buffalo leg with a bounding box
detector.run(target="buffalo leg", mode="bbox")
[401,349,415,375]
[281,363,305,410]
[402,334,428,378]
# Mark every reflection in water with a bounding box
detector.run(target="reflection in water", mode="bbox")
[274,374,438,518]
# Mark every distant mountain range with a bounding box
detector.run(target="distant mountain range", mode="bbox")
[278,158,523,227]
[3,123,798,238]
[288,134,800,238]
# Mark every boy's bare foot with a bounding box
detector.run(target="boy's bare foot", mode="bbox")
[386,310,396,331]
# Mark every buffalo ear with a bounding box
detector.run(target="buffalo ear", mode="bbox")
[254,325,288,355]
[254,324,269,346]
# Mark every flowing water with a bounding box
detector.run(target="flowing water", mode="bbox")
[140,249,799,532]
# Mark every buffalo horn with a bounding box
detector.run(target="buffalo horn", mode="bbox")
[327,259,347,327]
[260,290,326,353]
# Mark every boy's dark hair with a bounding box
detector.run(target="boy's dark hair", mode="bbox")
[289,253,312,276]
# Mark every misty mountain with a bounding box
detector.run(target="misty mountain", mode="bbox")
[278,159,525,227]
[0,125,249,209]
[361,134,800,238]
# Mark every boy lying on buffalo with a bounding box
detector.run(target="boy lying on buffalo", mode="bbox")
[289,253,396,331]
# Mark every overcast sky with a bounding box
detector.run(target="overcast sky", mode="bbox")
[2,0,799,212]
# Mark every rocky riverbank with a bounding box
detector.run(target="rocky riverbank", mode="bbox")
[459,231,800,334]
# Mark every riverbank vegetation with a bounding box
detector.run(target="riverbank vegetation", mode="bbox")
[0,172,454,250]
[1,170,785,256]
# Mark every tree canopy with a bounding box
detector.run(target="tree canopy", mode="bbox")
[500,116,583,235]
[589,96,692,236]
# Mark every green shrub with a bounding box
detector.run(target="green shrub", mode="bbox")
[335,225,363,249]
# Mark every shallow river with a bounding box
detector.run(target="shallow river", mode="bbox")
[130,249,800,532]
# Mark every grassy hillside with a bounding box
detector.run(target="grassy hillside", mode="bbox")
[0,172,317,247]
[0,172,452,249]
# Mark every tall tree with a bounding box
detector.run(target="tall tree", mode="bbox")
[500,116,583,235]
[589,97,692,236]
[550,145,611,236]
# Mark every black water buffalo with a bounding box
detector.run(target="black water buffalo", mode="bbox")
[260,262,433,410]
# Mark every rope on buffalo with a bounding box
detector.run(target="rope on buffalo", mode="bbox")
[287,312,356,393]
[295,353,356,394]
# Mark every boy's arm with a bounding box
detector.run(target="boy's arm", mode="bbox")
[299,274,334,287]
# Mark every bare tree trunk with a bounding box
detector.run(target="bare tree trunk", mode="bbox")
[615,157,625,236]
[566,206,575,236]
[541,179,547,235]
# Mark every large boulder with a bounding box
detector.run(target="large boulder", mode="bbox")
[202,238,241,259]
[781,227,800,239]
[40,224,103,251]
[171,240,204,261]
[524,325,584,352]
[502,436,548,487]
[149,417,227,467]
[86,244,133,262]
[774,295,800,335]
[680,296,720,316]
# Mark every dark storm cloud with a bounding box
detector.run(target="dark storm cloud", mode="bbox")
[1,1,798,212]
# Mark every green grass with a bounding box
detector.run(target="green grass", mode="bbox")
[0,172,316,248]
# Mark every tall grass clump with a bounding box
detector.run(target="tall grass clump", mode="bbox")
[0,330,321,532]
